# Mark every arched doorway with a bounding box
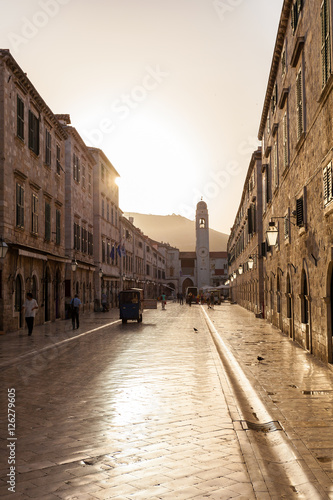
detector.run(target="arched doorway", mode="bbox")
[15,275,23,328]
[286,272,294,339]
[329,269,333,362]
[301,267,311,352]
[182,278,194,295]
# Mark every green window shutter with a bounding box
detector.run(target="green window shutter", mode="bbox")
[296,197,304,227]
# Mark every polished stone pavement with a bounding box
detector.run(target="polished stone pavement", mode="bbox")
[0,302,332,499]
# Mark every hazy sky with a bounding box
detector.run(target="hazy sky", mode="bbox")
[1,0,284,234]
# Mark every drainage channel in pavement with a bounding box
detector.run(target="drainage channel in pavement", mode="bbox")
[201,306,329,499]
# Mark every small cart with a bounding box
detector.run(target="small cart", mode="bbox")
[119,288,143,323]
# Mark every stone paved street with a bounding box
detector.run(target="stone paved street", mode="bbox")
[0,302,333,499]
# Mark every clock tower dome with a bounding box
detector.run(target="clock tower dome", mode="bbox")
[195,200,210,290]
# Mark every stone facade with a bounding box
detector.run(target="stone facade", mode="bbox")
[228,150,264,316]
[88,147,121,310]
[0,50,68,332]
[229,1,333,365]
[56,116,96,316]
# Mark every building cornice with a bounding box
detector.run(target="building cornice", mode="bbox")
[258,0,293,140]
[0,50,68,141]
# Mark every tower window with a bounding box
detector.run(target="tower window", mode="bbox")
[199,218,206,228]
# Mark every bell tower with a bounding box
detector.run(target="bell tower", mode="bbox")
[196,200,210,289]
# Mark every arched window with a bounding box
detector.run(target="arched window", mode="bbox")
[199,218,206,229]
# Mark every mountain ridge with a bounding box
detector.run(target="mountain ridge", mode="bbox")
[124,212,229,252]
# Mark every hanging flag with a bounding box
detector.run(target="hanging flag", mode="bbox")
[117,244,121,257]
[121,244,126,256]
[110,246,115,261]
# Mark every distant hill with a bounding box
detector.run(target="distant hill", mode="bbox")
[124,213,229,252]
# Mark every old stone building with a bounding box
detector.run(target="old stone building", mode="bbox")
[228,149,264,316]
[56,115,96,316]
[259,0,333,363]
[229,1,333,365]
[88,147,121,310]
[0,49,68,332]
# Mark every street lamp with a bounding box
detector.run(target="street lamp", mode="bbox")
[248,256,254,270]
[266,221,279,247]
[71,258,78,272]
[0,237,8,259]
[238,264,243,275]
[233,271,237,279]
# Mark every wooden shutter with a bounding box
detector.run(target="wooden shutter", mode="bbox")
[323,162,332,206]
[296,197,304,226]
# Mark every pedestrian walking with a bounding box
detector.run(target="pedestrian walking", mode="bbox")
[101,292,108,312]
[161,293,166,310]
[188,292,193,307]
[179,292,184,305]
[70,294,81,329]
[22,293,38,336]
[210,292,215,309]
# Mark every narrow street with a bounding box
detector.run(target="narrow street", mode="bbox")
[0,302,333,499]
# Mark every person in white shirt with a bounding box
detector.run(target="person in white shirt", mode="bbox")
[22,293,38,336]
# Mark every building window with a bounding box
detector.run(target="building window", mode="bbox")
[283,112,289,168]
[296,196,304,227]
[101,199,105,218]
[271,82,278,114]
[56,209,61,245]
[28,111,39,155]
[81,227,87,253]
[17,95,24,140]
[102,239,106,263]
[45,129,51,166]
[82,164,86,188]
[107,202,110,221]
[321,0,331,88]
[31,193,38,234]
[88,231,93,256]
[199,218,206,228]
[281,46,286,77]
[56,144,61,174]
[73,153,80,182]
[296,68,304,140]
[101,164,105,182]
[323,162,333,206]
[74,223,81,250]
[291,0,303,34]
[16,183,24,228]
[88,171,92,194]
[284,213,290,240]
[273,140,278,190]
[107,242,110,264]
[45,201,51,241]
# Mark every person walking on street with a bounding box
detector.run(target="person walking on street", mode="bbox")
[188,292,193,307]
[22,293,38,336]
[101,292,107,312]
[179,292,183,305]
[70,294,81,329]
[161,293,166,310]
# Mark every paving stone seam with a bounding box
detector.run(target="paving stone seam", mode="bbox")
[200,306,329,500]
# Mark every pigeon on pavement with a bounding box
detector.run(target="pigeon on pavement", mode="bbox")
[257,356,264,362]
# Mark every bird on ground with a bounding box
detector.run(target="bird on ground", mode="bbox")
[257,356,264,362]
[193,328,198,332]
